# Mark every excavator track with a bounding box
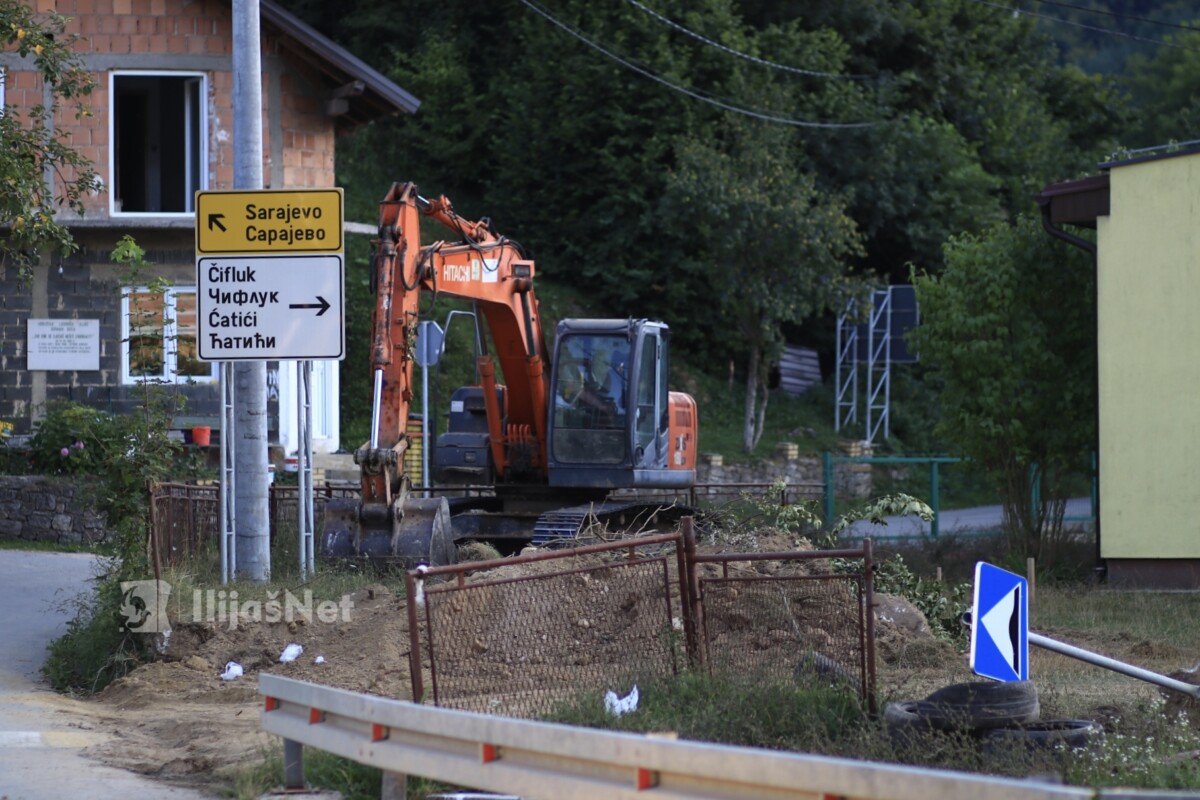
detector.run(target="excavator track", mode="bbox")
[530,499,690,547]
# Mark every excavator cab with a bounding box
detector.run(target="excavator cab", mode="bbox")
[546,319,696,490]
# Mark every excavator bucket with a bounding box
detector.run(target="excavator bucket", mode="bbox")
[320,496,457,567]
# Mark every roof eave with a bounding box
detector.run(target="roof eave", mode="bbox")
[260,0,420,121]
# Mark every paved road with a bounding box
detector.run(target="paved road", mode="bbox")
[842,496,1095,539]
[0,551,213,799]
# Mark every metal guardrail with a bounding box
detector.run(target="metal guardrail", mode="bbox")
[259,673,1120,800]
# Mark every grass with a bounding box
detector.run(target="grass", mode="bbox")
[0,538,106,553]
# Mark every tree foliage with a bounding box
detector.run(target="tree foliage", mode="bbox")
[664,120,862,451]
[1123,26,1200,148]
[0,1,99,283]
[910,218,1096,561]
[279,0,1132,463]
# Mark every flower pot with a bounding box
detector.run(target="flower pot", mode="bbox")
[191,426,212,447]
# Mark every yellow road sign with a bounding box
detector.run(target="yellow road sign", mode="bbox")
[195,188,343,254]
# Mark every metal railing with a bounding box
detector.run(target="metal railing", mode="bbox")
[261,673,1113,800]
[822,454,961,537]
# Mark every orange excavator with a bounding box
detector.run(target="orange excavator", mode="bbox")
[322,182,697,565]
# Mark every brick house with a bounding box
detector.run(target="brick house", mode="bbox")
[0,0,418,452]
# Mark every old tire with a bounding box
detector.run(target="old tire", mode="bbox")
[983,719,1104,754]
[884,700,936,748]
[916,680,1040,731]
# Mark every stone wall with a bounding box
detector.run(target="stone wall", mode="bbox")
[697,452,872,502]
[0,476,107,545]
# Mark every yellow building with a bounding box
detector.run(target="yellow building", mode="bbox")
[1038,146,1200,588]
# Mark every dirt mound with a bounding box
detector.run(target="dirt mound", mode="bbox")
[81,541,921,790]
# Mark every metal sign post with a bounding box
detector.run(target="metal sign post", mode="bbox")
[197,187,345,583]
[964,563,1200,700]
[297,361,314,577]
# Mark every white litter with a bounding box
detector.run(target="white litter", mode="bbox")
[313,656,325,665]
[220,661,243,681]
[604,685,639,717]
[279,643,304,663]
[415,564,429,606]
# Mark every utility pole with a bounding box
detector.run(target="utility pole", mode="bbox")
[231,0,270,582]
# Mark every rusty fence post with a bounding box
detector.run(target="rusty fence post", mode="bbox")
[681,516,705,669]
[862,537,877,716]
[405,570,424,703]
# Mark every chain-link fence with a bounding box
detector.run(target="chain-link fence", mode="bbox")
[406,524,877,718]
[684,539,877,714]
[406,533,686,719]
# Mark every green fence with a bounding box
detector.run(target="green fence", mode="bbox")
[822,454,961,538]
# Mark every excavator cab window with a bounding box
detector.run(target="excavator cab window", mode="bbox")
[552,333,629,464]
[634,328,668,469]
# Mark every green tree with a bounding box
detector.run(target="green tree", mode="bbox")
[910,217,1096,561]
[1122,25,1200,148]
[665,121,862,452]
[0,1,99,282]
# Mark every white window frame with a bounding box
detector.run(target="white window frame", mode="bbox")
[120,286,218,385]
[108,70,208,217]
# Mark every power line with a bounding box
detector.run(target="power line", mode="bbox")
[1025,0,1200,35]
[517,0,875,129]
[623,0,864,79]
[971,0,1200,54]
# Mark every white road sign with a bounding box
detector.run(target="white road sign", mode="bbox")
[197,254,345,361]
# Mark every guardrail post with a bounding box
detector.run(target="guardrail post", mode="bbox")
[283,737,304,790]
[381,770,407,800]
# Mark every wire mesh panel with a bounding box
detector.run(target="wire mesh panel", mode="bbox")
[701,574,866,692]
[410,537,683,719]
[686,540,877,713]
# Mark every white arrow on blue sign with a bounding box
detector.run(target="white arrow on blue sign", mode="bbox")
[970,561,1029,682]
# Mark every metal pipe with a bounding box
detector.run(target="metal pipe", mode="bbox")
[962,612,1200,699]
[370,368,384,449]
[1028,631,1200,699]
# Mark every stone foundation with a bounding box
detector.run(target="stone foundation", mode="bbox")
[0,476,107,545]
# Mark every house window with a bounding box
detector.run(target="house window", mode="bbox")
[110,72,206,214]
[121,287,216,384]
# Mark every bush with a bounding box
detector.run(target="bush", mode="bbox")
[44,578,152,693]
[28,401,117,475]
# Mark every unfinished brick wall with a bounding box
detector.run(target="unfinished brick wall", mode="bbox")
[19,0,338,217]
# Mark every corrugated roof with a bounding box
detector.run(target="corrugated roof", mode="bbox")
[260,0,419,129]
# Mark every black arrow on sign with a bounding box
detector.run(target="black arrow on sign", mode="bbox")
[289,296,331,317]
[207,213,227,233]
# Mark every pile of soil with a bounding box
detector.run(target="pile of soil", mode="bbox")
[79,540,953,789]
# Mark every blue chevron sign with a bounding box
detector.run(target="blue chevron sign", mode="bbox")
[970,562,1029,682]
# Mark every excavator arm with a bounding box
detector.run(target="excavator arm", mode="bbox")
[326,182,551,564]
